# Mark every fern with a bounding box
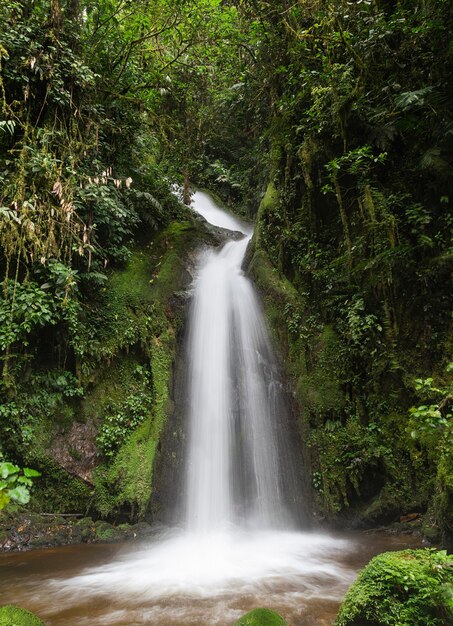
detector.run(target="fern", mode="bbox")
[395,87,434,111]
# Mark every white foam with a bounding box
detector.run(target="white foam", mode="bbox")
[190,190,250,232]
[54,528,355,603]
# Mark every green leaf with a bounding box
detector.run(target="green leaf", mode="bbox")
[23,468,41,478]
[8,485,31,505]
[17,476,33,486]
[0,462,20,479]
[0,492,10,510]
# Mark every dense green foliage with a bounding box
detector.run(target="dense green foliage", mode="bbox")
[0,0,187,383]
[89,219,212,518]
[0,0,217,517]
[335,549,453,626]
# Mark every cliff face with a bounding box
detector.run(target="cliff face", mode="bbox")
[246,174,452,545]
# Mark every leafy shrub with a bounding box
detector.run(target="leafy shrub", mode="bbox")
[0,461,40,510]
[97,367,152,460]
[0,281,59,350]
[309,416,391,514]
[0,370,84,453]
[408,366,453,541]
[408,368,452,455]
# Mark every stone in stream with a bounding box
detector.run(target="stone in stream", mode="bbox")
[234,608,288,626]
[0,605,46,626]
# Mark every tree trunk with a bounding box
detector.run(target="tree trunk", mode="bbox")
[50,0,62,32]
[333,173,352,268]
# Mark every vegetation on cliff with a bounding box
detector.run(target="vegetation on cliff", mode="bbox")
[0,6,452,626]
[233,0,452,542]
[0,0,220,519]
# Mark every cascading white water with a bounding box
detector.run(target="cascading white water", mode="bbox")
[185,237,249,531]
[185,192,292,532]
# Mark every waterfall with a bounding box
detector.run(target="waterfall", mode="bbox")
[52,191,356,626]
[185,191,298,532]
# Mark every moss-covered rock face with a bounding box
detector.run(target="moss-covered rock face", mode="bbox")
[0,605,46,626]
[246,180,443,533]
[234,608,288,626]
[335,549,453,626]
[89,218,216,520]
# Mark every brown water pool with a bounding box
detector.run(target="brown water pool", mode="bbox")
[0,529,421,625]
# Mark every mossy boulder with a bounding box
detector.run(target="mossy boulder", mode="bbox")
[0,605,46,626]
[335,549,453,626]
[234,608,288,626]
[94,521,118,542]
[74,516,95,541]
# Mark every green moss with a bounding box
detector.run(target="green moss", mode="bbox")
[335,549,453,626]
[296,325,344,418]
[94,420,156,517]
[249,247,351,514]
[248,247,305,370]
[0,605,46,626]
[234,608,288,626]
[109,250,156,306]
[26,455,92,514]
[248,240,424,525]
[149,220,206,302]
[11,214,212,520]
[254,182,279,250]
[71,222,198,374]
[249,248,344,424]
[93,301,174,518]
[94,521,118,541]
[434,452,453,541]
[81,353,144,424]
[73,252,154,374]
[75,517,95,541]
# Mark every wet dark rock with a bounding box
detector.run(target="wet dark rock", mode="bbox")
[47,419,97,483]
[191,212,246,242]
[0,508,153,552]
